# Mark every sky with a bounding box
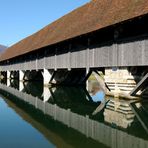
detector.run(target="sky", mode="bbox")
[0,0,90,47]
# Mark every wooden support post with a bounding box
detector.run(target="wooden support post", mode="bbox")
[130,101,148,133]
[94,70,110,92]
[7,70,11,79]
[19,70,25,82]
[43,69,52,86]
[86,68,90,90]
[54,48,57,71]
[130,73,148,96]
[68,44,71,71]
[19,81,24,92]
[43,87,51,102]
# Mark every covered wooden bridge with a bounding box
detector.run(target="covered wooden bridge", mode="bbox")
[0,0,148,96]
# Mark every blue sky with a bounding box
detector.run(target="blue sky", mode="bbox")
[0,0,90,47]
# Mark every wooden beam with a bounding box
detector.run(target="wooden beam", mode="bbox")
[130,73,148,96]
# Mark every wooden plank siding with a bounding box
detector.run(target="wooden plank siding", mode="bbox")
[0,39,148,71]
[118,40,148,66]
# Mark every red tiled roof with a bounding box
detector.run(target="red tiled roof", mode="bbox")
[1,0,148,61]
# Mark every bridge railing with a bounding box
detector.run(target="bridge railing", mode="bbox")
[0,39,148,71]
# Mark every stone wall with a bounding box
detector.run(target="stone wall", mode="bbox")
[104,67,137,94]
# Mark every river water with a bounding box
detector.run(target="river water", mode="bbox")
[0,80,148,148]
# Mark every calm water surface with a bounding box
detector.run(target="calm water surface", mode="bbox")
[0,80,148,148]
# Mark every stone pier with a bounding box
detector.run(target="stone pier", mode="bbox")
[104,68,137,94]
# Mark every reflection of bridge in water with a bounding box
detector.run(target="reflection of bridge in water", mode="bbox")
[0,82,148,148]
[104,99,135,128]
[3,94,102,148]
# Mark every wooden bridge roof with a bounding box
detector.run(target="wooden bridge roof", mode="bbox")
[1,0,148,61]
